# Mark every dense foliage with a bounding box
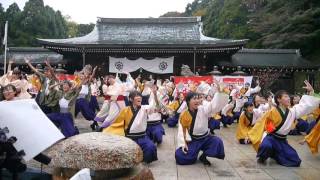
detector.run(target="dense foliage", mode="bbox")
[163,0,320,61]
[0,0,94,48]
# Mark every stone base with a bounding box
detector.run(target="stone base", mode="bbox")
[52,164,154,180]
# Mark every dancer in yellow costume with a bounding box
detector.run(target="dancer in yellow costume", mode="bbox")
[103,87,160,163]
[248,81,320,167]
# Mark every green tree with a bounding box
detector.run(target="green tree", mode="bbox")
[5,3,23,46]
[21,0,47,45]
[77,23,94,37]
[183,0,320,61]
[160,11,185,17]
[54,10,68,38]
[0,3,5,40]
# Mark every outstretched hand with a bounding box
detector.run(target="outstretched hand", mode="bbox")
[302,80,314,95]
[182,144,188,154]
[214,79,223,93]
[24,58,30,64]
[45,59,50,67]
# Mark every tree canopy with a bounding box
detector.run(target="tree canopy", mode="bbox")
[161,0,320,62]
[0,0,94,48]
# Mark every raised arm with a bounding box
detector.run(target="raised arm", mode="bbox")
[25,58,44,77]
[145,85,161,114]
[88,66,98,83]
[135,76,143,92]
[203,82,229,116]
[7,60,13,75]
[291,81,320,119]
[221,101,235,116]
[45,60,58,81]
[249,80,261,95]
[49,82,62,90]
[123,72,135,92]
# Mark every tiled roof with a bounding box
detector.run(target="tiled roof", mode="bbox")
[38,17,247,48]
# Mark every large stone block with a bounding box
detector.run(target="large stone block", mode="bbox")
[47,132,143,170]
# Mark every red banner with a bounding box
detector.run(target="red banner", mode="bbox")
[222,77,244,84]
[173,76,213,85]
[56,74,76,81]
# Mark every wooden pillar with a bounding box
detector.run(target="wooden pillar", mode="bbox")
[82,48,86,68]
[193,47,196,73]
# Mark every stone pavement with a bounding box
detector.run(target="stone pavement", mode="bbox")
[74,116,320,180]
[28,115,320,179]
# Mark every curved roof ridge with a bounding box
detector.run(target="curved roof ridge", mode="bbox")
[97,17,201,24]
[239,48,300,54]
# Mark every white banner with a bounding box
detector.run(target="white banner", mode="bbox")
[3,21,7,45]
[109,56,174,74]
[0,99,64,161]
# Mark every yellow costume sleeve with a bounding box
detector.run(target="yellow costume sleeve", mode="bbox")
[135,79,144,93]
[312,108,320,119]
[248,107,282,151]
[180,111,191,130]
[240,87,248,96]
[236,113,250,140]
[212,113,221,120]
[103,107,132,136]
[305,120,320,154]
[167,101,179,111]
[299,115,308,121]
[73,75,81,86]
[226,108,234,117]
